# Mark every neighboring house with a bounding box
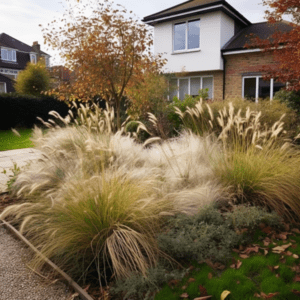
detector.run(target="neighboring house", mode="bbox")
[49,65,72,89]
[0,33,50,93]
[142,0,293,102]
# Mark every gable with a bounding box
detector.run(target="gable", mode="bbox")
[142,0,251,27]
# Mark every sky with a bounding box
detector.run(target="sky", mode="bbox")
[0,0,275,65]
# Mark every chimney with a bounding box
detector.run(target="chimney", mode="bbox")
[32,41,41,54]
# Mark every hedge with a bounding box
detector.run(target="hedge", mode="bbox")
[0,93,69,130]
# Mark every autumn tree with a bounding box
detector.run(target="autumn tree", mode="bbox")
[247,0,300,91]
[42,0,166,129]
[15,61,50,96]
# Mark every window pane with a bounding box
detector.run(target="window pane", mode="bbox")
[259,78,271,99]
[0,83,5,93]
[188,20,200,49]
[179,78,189,100]
[7,50,12,61]
[13,51,16,61]
[273,81,285,96]
[1,49,7,60]
[244,78,256,101]
[190,77,200,96]
[169,79,178,100]
[174,23,186,51]
[203,77,213,99]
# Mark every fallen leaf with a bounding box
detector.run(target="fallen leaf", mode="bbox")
[290,239,296,243]
[230,264,236,269]
[262,226,272,234]
[292,289,300,295]
[284,223,290,231]
[277,233,287,240]
[193,296,212,300]
[180,293,189,298]
[276,274,280,278]
[286,251,293,256]
[292,228,300,234]
[263,240,270,247]
[168,279,180,288]
[274,265,279,270]
[182,285,187,290]
[236,260,242,269]
[264,292,280,298]
[220,290,231,300]
[293,254,299,259]
[208,273,213,279]
[188,278,196,283]
[236,280,240,284]
[205,259,215,269]
[242,246,259,255]
[294,275,300,282]
[232,249,240,253]
[198,285,208,296]
[264,249,268,256]
[239,254,249,259]
[272,243,292,253]
[254,292,261,297]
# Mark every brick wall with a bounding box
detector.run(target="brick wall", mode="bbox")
[224,51,279,99]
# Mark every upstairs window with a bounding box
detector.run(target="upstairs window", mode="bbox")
[174,19,200,51]
[1,48,16,62]
[30,54,37,64]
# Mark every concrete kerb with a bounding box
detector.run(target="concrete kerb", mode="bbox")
[0,148,41,192]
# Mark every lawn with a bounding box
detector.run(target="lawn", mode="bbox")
[0,128,34,151]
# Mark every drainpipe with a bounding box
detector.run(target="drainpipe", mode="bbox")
[222,52,226,101]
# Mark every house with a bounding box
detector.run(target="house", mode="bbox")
[142,0,293,102]
[0,33,50,93]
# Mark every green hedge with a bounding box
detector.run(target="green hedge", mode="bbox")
[0,93,69,130]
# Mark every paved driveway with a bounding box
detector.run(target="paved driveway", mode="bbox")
[0,148,41,192]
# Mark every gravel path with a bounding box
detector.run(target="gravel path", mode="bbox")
[0,226,71,300]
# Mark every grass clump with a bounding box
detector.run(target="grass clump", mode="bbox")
[1,172,173,282]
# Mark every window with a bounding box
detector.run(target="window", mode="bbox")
[170,76,213,100]
[1,48,16,62]
[243,76,286,102]
[174,19,200,52]
[0,68,19,79]
[30,54,37,64]
[0,82,6,93]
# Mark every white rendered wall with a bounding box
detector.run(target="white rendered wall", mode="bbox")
[154,11,235,73]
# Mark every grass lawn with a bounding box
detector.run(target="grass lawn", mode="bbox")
[0,128,34,151]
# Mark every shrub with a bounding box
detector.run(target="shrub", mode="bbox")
[14,61,50,96]
[274,89,300,114]
[158,205,281,263]
[0,93,69,129]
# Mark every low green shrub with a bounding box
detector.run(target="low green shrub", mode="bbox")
[111,264,186,300]
[157,206,281,263]
[274,89,300,114]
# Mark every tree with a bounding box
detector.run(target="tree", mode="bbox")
[246,0,300,91]
[42,0,166,129]
[15,61,50,96]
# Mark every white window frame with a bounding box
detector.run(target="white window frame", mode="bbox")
[173,19,201,53]
[30,53,37,64]
[242,76,285,102]
[170,75,214,100]
[1,47,17,62]
[0,82,7,93]
[0,68,19,79]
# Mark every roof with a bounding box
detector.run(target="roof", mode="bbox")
[0,33,49,56]
[222,21,294,52]
[142,0,251,26]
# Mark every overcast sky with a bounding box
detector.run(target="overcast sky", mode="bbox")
[0,0,273,65]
